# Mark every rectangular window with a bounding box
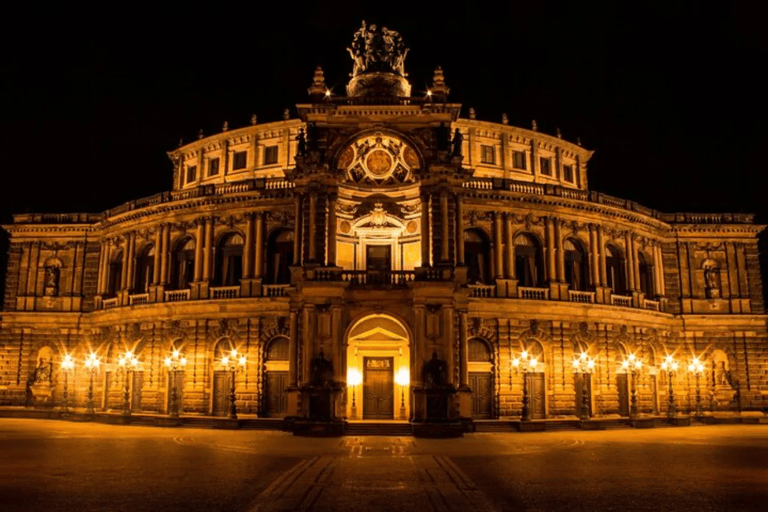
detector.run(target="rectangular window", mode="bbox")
[480,144,495,164]
[186,165,197,184]
[208,158,220,177]
[563,164,574,182]
[232,151,247,170]
[264,145,278,165]
[539,157,552,176]
[512,150,527,170]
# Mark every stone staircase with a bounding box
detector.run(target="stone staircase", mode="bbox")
[344,421,413,436]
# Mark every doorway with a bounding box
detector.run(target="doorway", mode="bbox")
[527,372,546,419]
[366,245,391,272]
[617,373,630,416]
[212,371,229,417]
[363,357,394,419]
[574,373,593,417]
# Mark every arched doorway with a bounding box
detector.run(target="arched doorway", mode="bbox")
[263,336,290,417]
[346,314,410,421]
[468,338,493,418]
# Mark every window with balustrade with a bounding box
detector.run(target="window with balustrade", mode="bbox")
[170,237,196,290]
[464,229,492,284]
[638,252,654,297]
[107,251,123,297]
[605,244,627,295]
[564,238,589,291]
[266,228,294,284]
[133,245,155,294]
[215,233,244,287]
[514,233,544,287]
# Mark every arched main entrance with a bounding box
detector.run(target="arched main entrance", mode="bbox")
[346,314,410,421]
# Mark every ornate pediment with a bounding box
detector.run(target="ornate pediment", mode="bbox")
[337,132,420,186]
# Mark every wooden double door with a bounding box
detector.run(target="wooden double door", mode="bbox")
[265,371,289,417]
[469,372,493,419]
[527,372,546,419]
[212,371,230,417]
[363,357,394,420]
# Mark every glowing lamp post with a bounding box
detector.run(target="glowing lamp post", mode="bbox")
[164,350,187,418]
[395,366,410,417]
[84,353,100,417]
[687,358,705,420]
[661,356,679,419]
[221,349,246,420]
[572,351,595,421]
[512,351,538,422]
[347,367,362,419]
[622,354,643,419]
[60,354,75,415]
[117,351,139,417]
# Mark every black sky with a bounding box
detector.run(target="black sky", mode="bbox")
[0,2,765,284]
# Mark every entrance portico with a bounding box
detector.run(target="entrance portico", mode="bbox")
[346,314,411,420]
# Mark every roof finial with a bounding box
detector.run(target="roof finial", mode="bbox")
[308,66,328,99]
[532,120,538,132]
[556,127,562,138]
[577,137,582,146]
[469,107,476,120]
[283,108,290,120]
[178,138,183,147]
[198,129,204,139]
[430,66,450,100]
[251,114,258,125]
[502,113,509,125]
[222,121,229,132]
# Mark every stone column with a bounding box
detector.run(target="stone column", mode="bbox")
[459,310,469,388]
[254,213,264,278]
[293,196,302,265]
[555,220,565,282]
[194,220,204,282]
[545,217,556,282]
[126,232,136,291]
[598,229,607,286]
[494,213,504,279]
[243,214,254,278]
[414,305,425,387]
[160,224,170,285]
[625,232,636,291]
[120,237,129,291]
[327,194,337,267]
[332,306,342,382]
[632,237,641,291]
[655,243,665,295]
[589,225,600,287]
[420,193,431,266]
[202,217,214,281]
[454,195,464,267]
[308,193,317,263]
[152,230,162,285]
[505,213,515,278]
[301,306,313,384]
[97,242,107,294]
[440,190,450,263]
[288,310,298,387]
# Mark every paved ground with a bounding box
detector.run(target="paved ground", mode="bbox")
[1,419,766,511]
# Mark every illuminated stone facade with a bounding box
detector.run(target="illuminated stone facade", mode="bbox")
[1,24,767,424]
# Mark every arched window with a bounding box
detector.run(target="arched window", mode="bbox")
[134,245,155,294]
[468,338,492,362]
[107,250,123,297]
[266,337,290,361]
[514,233,544,287]
[564,239,589,291]
[215,233,244,286]
[464,229,492,284]
[605,245,626,295]
[638,252,654,297]
[265,229,294,285]
[170,238,195,290]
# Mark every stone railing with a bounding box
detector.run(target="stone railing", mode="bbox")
[469,284,495,298]
[643,298,660,311]
[210,286,240,299]
[519,287,549,300]
[263,284,290,297]
[128,293,149,306]
[103,297,119,310]
[164,289,190,302]
[568,290,595,304]
[611,294,633,308]
[340,270,416,286]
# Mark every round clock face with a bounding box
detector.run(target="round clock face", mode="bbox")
[337,132,420,185]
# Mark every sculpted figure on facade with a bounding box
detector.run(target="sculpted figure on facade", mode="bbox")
[347,21,409,77]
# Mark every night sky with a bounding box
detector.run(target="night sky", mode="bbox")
[0,3,765,291]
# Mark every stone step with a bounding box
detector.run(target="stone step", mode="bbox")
[344,422,413,436]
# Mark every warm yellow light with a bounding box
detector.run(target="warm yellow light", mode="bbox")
[180,357,187,367]
[164,357,172,367]
[85,353,100,369]
[521,351,528,359]
[61,354,75,370]
[325,89,331,97]
[511,358,520,368]
[622,360,629,370]
[572,359,580,369]
[427,89,432,96]
[230,349,238,358]
[634,360,642,370]
[587,359,595,369]
[580,351,588,361]
[347,367,362,387]
[529,358,538,369]
[238,356,247,367]
[222,356,230,366]
[395,366,410,387]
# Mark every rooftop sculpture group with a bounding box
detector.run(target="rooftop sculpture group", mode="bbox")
[348,21,409,77]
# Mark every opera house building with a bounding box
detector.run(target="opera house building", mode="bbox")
[2,23,766,433]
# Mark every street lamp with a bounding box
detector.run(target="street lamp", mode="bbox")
[164,349,187,418]
[117,350,139,417]
[661,355,679,419]
[84,352,100,417]
[60,354,75,415]
[221,349,246,420]
[512,350,539,422]
[395,366,410,418]
[621,354,643,420]
[572,351,596,421]
[347,367,362,419]
[687,357,705,420]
